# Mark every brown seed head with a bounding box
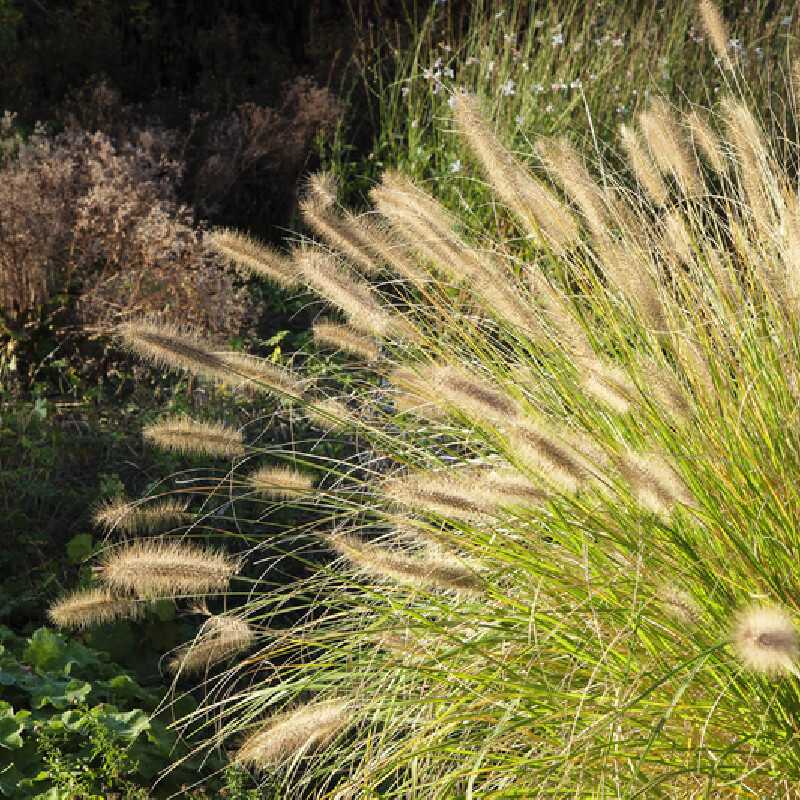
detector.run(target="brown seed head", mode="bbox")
[326,532,482,593]
[143,416,245,459]
[234,700,351,769]
[98,539,240,598]
[732,605,799,676]
[168,615,254,675]
[49,588,142,629]
[92,496,191,534]
[698,0,733,70]
[207,228,299,288]
[246,465,316,499]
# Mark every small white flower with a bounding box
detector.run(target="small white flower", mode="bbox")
[494,9,504,18]
[728,38,742,51]
[449,159,462,173]
[486,60,495,74]
[521,62,529,72]
[411,120,418,129]
[401,86,410,97]
[423,68,433,80]
[616,104,627,114]
[570,79,582,89]
[545,103,554,113]
[500,79,516,96]
[433,57,443,69]
[551,32,564,46]
[515,114,524,126]
[533,83,544,94]
[612,36,624,47]
[443,67,454,79]
[533,19,544,29]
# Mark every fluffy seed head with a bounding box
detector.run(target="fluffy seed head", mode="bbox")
[536,136,608,237]
[619,123,669,205]
[593,237,666,331]
[305,397,358,431]
[305,171,339,209]
[117,319,301,396]
[508,421,601,494]
[721,97,776,235]
[300,195,382,275]
[345,213,428,284]
[383,465,544,522]
[732,605,799,676]
[578,357,637,415]
[212,352,306,399]
[698,0,733,70]
[48,588,142,629]
[428,364,520,427]
[686,108,726,173]
[662,208,695,266]
[234,700,351,769]
[639,98,702,197]
[92,496,191,534]
[98,540,240,598]
[369,172,481,283]
[295,246,412,339]
[313,320,380,360]
[247,465,316,499]
[659,585,700,625]
[619,451,695,518]
[326,532,482,593]
[527,270,592,356]
[207,228,299,287]
[143,416,245,459]
[451,92,579,248]
[168,615,254,675]
[116,319,227,380]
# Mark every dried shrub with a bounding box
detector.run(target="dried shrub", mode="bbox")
[193,77,344,224]
[0,107,252,341]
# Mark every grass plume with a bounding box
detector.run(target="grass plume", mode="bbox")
[207,228,299,287]
[98,540,239,598]
[234,700,351,770]
[168,615,254,676]
[48,588,141,629]
[92,496,190,534]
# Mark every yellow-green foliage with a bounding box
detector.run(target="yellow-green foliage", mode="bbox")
[51,2,800,797]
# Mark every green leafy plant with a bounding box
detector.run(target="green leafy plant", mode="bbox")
[0,625,218,798]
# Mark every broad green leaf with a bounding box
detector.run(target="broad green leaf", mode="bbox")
[22,629,62,673]
[103,708,150,741]
[0,716,22,749]
[65,533,92,564]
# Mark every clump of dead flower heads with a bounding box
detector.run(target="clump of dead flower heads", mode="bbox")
[49,4,800,794]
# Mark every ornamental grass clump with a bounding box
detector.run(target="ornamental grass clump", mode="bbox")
[50,3,800,794]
